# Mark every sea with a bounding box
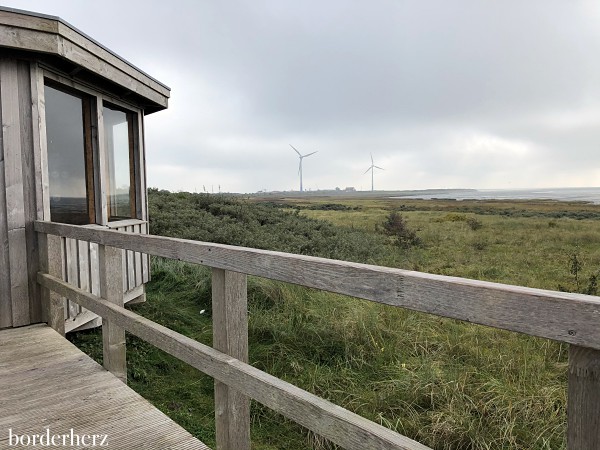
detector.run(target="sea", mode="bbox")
[391,187,600,204]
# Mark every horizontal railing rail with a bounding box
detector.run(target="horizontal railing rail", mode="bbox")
[35,220,600,349]
[34,220,600,450]
[38,272,427,450]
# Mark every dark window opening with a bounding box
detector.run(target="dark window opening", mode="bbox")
[45,83,95,225]
[103,103,138,221]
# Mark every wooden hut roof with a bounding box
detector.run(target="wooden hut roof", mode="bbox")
[0,6,169,113]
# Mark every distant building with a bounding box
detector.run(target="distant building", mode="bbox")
[344,187,356,192]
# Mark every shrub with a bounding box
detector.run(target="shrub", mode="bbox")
[382,211,422,248]
[466,217,483,231]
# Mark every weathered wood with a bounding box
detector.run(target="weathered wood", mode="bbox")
[212,268,250,450]
[0,21,169,110]
[135,225,143,287]
[134,112,146,219]
[107,219,148,229]
[77,239,91,322]
[568,345,600,449]
[122,246,128,293]
[126,227,136,291]
[65,238,80,319]
[0,324,208,449]
[141,222,150,284]
[90,242,100,296]
[38,273,429,450]
[0,160,11,328]
[35,221,600,349]
[95,100,108,225]
[78,240,90,293]
[0,9,59,33]
[17,60,41,324]
[0,8,169,96]
[0,24,58,54]
[8,228,29,326]
[1,58,25,232]
[1,58,29,326]
[58,37,168,108]
[29,62,50,221]
[98,244,126,383]
[44,234,65,335]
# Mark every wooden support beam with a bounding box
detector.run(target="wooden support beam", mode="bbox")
[212,268,250,450]
[99,244,126,383]
[42,234,65,335]
[568,345,600,449]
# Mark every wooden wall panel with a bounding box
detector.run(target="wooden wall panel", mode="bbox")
[17,60,41,323]
[0,159,12,329]
[0,58,29,327]
[62,222,148,332]
[141,222,149,284]
[0,57,152,329]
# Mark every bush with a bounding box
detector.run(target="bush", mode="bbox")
[466,217,483,231]
[147,189,388,264]
[382,211,422,248]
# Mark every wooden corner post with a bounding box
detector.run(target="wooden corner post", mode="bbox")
[41,234,65,336]
[568,345,600,449]
[212,268,250,450]
[99,244,127,384]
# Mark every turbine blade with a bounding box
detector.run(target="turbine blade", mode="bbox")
[374,166,384,170]
[303,151,318,157]
[370,153,374,164]
[364,167,371,174]
[290,144,301,157]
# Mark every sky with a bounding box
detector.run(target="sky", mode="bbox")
[5,1,600,193]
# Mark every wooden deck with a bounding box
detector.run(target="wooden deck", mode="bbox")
[0,324,209,449]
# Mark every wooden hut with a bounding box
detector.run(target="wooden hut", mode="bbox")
[0,6,169,332]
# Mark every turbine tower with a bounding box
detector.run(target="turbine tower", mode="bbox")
[364,153,384,191]
[290,144,317,192]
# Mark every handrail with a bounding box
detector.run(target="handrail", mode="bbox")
[37,272,430,450]
[35,220,600,449]
[34,220,600,349]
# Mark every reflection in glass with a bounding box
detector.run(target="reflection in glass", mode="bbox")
[45,85,90,225]
[104,105,135,219]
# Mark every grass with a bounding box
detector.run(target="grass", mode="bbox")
[69,191,600,449]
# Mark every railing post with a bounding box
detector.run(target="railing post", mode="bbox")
[568,345,600,449]
[40,234,65,336]
[212,268,250,450]
[99,244,127,384]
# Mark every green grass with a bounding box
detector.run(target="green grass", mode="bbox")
[70,191,600,449]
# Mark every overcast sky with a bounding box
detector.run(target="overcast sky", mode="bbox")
[7,1,600,192]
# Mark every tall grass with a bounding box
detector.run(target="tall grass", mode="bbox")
[70,192,600,449]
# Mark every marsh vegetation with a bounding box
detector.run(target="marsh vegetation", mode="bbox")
[71,190,600,449]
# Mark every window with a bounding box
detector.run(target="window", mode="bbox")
[44,83,95,225]
[103,104,138,220]
[44,79,140,225]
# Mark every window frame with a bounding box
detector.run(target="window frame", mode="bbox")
[103,101,140,222]
[43,79,96,225]
[40,68,146,226]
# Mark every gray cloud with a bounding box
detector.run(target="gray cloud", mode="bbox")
[7,0,600,192]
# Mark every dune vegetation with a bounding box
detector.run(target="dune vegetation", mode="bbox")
[70,189,600,449]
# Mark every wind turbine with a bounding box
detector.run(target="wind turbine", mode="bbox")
[290,144,317,192]
[364,153,384,192]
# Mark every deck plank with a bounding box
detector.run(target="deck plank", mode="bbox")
[0,324,210,449]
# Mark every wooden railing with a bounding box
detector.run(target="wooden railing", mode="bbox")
[35,220,600,450]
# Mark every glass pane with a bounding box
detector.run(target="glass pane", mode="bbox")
[45,85,90,225]
[104,105,134,219]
